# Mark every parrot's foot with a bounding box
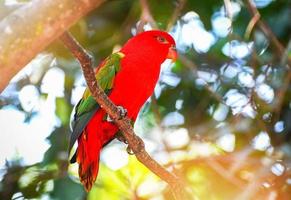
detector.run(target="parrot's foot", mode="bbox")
[117,106,127,120]
[126,135,144,155]
[116,132,128,144]
[105,106,127,122]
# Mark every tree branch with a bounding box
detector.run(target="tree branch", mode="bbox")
[59,32,191,200]
[0,0,105,93]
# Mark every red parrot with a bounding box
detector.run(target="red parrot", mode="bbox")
[69,30,177,191]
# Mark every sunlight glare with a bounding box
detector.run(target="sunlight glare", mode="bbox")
[255,83,274,103]
[162,111,184,126]
[222,40,253,59]
[252,131,271,151]
[213,103,229,121]
[271,162,285,176]
[220,1,241,18]
[211,13,231,37]
[137,179,167,198]
[274,121,284,133]
[216,133,235,152]
[238,67,255,88]
[41,67,65,97]
[172,11,215,53]
[220,63,240,79]
[254,0,274,8]
[0,106,52,167]
[101,144,129,171]
[197,70,218,83]
[164,128,190,149]
[18,84,40,112]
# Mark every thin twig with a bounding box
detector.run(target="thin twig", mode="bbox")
[244,12,260,39]
[179,54,225,103]
[60,31,190,200]
[245,0,291,123]
[273,39,291,120]
[205,158,245,189]
[137,0,157,33]
[229,147,254,174]
[235,163,273,200]
[166,0,186,31]
[223,0,233,20]
[245,0,285,55]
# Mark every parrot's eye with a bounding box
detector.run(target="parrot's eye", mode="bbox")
[155,36,168,44]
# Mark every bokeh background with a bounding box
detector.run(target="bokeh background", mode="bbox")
[0,0,290,199]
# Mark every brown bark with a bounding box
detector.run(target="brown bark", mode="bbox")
[0,0,105,93]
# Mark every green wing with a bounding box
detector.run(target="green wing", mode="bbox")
[69,52,124,154]
[75,52,124,117]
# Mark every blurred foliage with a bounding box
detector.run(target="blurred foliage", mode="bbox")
[0,0,291,199]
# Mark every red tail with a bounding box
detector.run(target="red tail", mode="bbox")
[76,128,101,191]
[76,110,118,191]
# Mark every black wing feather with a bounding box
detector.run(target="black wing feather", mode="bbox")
[69,105,100,153]
[68,90,112,163]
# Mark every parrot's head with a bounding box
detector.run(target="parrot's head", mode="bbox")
[121,30,177,64]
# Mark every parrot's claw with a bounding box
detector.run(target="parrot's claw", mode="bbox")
[106,115,114,122]
[117,106,127,120]
[126,146,135,155]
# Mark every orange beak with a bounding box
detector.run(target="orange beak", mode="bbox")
[167,45,177,62]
